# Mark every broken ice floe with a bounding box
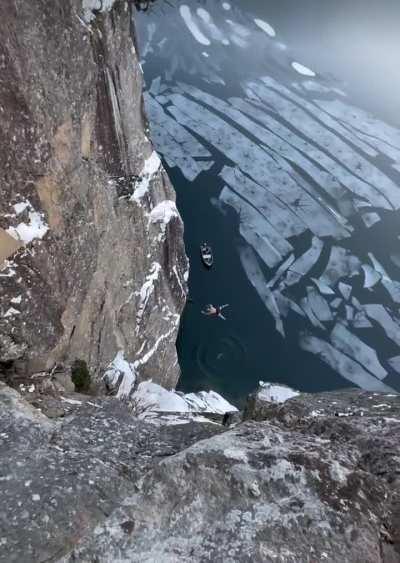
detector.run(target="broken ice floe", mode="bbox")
[363,304,400,347]
[254,18,276,38]
[179,5,211,46]
[139,18,400,394]
[362,264,381,289]
[300,334,393,392]
[367,253,400,304]
[388,356,400,375]
[330,322,387,380]
[291,61,316,77]
[285,237,323,287]
[239,245,285,336]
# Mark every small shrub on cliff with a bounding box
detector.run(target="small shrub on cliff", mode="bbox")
[71,360,91,393]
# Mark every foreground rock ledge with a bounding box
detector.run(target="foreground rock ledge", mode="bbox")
[1,382,400,562]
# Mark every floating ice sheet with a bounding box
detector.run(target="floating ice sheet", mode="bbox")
[291,62,315,76]
[363,304,400,346]
[330,322,387,380]
[285,237,323,287]
[239,245,284,336]
[254,18,276,38]
[300,334,393,392]
[179,5,211,46]
[319,246,361,286]
[362,264,381,289]
[388,356,400,375]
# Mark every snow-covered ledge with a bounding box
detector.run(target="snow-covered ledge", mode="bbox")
[257,381,299,403]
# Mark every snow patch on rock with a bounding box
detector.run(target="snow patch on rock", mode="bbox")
[131,151,161,202]
[132,380,238,414]
[257,381,299,403]
[104,351,137,399]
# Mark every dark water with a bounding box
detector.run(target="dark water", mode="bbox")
[136,0,400,406]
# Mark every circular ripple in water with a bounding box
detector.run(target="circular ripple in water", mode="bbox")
[195,333,246,383]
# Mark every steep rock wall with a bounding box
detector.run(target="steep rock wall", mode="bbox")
[0,0,188,390]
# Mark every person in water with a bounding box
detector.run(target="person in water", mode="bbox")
[202,304,229,320]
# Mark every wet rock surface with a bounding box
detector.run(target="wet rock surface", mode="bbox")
[0,0,187,390]
[57,387,400,563]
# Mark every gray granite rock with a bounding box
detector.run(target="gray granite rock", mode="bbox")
[62,388,400,563]
[0,383,222,562]
[0,0,187,391]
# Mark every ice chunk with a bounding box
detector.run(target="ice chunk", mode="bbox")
[368,253,400,303]
[300,334,394,392]
[353,312,373,329]
[319,246,361,286]
[330,298,343,309]
[239,245,285,336]
[306,286,333,322]
[258,77,400,208]
[315,99,400,163]
[221,186,292,268]
[254,18,276,38]
[390,253,400,270]
[291,62,315,77]
[267,254,295,288]
[363,304,400,346]
[362,212,380,228]
[330,322,387,380]
[311,278,335,295]
[338,282,352,301]
[388,356,400,375]
[285,237,324,287]
[362,264,381,289]
[220,166,306,239]
[345,305,354,322]
[300,297,326,330]
[179,5,211,46]
[144,94,213,181]
[197,8,227,44]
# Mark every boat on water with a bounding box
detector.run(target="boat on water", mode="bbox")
[200,242,213,268]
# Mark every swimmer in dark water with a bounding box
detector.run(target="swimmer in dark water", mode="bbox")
[201,304,229,320]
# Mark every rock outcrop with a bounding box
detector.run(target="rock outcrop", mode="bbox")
[0,382,222,562]
[61,387,400,563]
[0,0,188,390]
[1,380,400,562]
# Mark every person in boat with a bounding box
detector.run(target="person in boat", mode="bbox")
[201,304,229,320]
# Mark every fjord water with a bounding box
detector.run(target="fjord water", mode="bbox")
[136,0,400,405]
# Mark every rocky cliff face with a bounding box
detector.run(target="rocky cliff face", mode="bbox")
[0,0,188,391]
[1,382,399,562]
